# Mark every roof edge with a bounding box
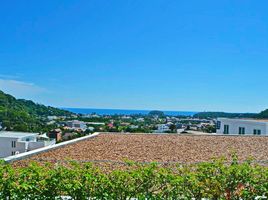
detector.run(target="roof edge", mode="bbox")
[3,132,100,163]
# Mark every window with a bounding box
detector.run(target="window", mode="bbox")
[216,121,221,129]
[11,151,16,155]
[239,127,245,135]
[11,141,16,148]
[253,129,261,135]
[224,125,229,134]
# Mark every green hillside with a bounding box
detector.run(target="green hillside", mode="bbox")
[193,112,257,119]
[256,109,268,118]
[194,110,268,119]
[0,90,73,132]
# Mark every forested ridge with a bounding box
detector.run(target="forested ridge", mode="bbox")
[194,110,268,119]
[0,90,72,132]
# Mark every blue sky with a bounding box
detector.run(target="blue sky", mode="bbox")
[1,0,268,112]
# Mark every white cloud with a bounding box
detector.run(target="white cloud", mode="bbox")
[0,79,46,99]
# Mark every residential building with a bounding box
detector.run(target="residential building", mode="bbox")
[216,118,268,136]
[154,124,170,133]
[47,129,62,142]
[87,126,94,132]
[66,120,87,131]
[0,131,56,158]
[130,125,139,129]
[136,118,145,122]
[47,116,58,121]
[86,122,105,125]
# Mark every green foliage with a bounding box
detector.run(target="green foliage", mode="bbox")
[194,112,257,119]
[257,109,268,119]
[0,158,267,199]
[202,124,216,133]
[0,90,73,132]
[195,109,268,120]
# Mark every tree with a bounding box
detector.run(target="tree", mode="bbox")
[169,124,177,133]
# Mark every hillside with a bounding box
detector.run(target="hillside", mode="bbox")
[0,90,73,132]
[256,109,268,118]
[193,112,257,119]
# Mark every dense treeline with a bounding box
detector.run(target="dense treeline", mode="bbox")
[0,90,73,132]
[1,157,267,199]
[194,110,268,119]
[194,112,257,119]
[257,109,268,119]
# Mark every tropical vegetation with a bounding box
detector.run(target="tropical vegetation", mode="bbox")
[0,90,73,132]
[0,156,267,199]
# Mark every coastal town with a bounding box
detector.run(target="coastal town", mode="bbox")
[1,88,268,160]
[1,105,268,159]
[0,109,216,158]
[43,110,216,140]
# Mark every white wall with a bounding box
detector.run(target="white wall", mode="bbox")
[0,138,26,158]
[217,118,268,135]
[28,140,56,151]
[0,136,56,158]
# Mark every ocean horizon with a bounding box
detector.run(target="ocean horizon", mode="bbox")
[63,108,198,116]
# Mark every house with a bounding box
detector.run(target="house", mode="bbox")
[66,120,87,131]
[154,124,170,133]
[136,118,145,122]
[0,131,56,158]
[47,116,58,121]
[120,122,130,126]
[47,129,62,142]
[87,126,95,132]
[216,118,268,135]
[130,125,139,129]
[108,123,114,128]
[86,122,105,125]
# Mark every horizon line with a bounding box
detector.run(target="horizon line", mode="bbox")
[61,107,258,114]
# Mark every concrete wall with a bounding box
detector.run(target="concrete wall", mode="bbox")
[216,118,268,135]
[28,139,56,151]
[0,138,27,158]
[0,136,56,158]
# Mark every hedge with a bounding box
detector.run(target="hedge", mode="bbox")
[0,156,267,199]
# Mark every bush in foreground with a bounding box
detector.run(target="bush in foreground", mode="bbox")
[0,157,267,199]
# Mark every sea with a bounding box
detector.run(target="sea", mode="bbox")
[64,108,198,117]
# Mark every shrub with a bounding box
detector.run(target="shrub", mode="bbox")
[0,158,267,199]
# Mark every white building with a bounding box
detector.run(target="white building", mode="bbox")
[130,125,139,129]
[216,118,268,136]
[47,116,58,121]
[154,124,170,133]
[0,131,56,158]
[136,118,145,122]
[66,120,87,131]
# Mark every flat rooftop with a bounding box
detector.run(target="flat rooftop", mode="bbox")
[218,118,268,122]
[0,131,38,138]
[14,133,268,168]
